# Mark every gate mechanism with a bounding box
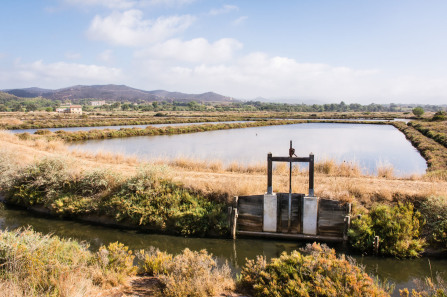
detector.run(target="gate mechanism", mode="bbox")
[267,141,315,229]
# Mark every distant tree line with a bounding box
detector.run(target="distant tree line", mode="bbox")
[0,92,445,113]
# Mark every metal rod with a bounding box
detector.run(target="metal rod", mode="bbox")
[288,141,292,231]
[267,153,273,194]
[309,153,315,196]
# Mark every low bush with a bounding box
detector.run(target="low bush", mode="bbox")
[419,196,447,248]
[0,228,140,296]
[137,248,234,297]
[95,242,137,286]
[348,203,425,257]
[238,243,391,297]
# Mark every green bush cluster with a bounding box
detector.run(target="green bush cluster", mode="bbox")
[0,157,228,236]
[348,203,425,257]
[431,111,447,122]
[137,248,234,297]
[419,196,447,248]
[238,243,391,297]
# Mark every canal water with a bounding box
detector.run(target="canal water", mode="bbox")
[68,123,427,176]
[0,206,445,296]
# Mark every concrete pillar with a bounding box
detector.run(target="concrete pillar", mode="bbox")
[263,193,277,232]
[303,196,319,235]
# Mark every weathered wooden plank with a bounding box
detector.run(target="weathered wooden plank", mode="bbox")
[237,231,344,242]
[318,199,350,236]
[277,193,303,234]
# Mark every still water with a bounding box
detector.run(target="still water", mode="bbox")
[0,206,445,296]
[69,123,427,176]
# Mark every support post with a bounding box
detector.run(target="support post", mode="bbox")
[288,141,292,231]
[267,153,273,195]
[309,153,315,196]
[231,196,238,239]
[343,215,351,241]
[374,236,380,255]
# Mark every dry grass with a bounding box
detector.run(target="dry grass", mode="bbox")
[0,117,23,126]
[376,163,395,178]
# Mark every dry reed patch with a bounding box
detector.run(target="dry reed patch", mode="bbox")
[376,163,395,178]
[0,117,23,126]
[70,149,139,168]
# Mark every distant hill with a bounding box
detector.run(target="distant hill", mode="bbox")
[0,91,19,101]
[1,85,235,103]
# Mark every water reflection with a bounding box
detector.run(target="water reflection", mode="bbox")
[69,123,427,176]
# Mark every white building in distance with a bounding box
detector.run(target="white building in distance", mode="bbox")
[91,100,106,106]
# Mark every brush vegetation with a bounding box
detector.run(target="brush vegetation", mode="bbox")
[0,156,227,236]
[238,242,392,297]
[137,247,234,297]
[348,203,425,257]
[0,228,136,297]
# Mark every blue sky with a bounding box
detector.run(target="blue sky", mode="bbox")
[1,0,446,104]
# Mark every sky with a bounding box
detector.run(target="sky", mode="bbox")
[0,0,446,104]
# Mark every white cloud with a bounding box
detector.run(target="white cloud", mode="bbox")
[143,0,196,6]
[136,38,243,63]
[98,49,114,62]
[232,16,247,26]
[132,46,447,104]
[65,0,136,10]
[65,0,195,9]
[208,5,238,16]
[87,10,195,46]
[0,60,122,88]
[65,52,82,60]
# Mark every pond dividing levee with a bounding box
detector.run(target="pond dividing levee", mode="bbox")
[0,206,445,297]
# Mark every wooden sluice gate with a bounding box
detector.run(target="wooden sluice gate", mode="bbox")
[229,141,351,242]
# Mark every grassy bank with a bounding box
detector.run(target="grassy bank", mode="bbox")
[392,122,447,175]
[0,155,228,237]
[36,119,302,141]
[408,120,447,149]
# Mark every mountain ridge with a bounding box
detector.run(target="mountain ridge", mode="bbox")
[1,84,235,103]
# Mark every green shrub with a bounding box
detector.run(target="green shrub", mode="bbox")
[137,247,172,275]
[137,248,234,297]
[95,241,136,285]
[413,107,425,117]
[419,196,447,248]
[348,203,425,257]
[431,111,446,122]
[238,243,391,297]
